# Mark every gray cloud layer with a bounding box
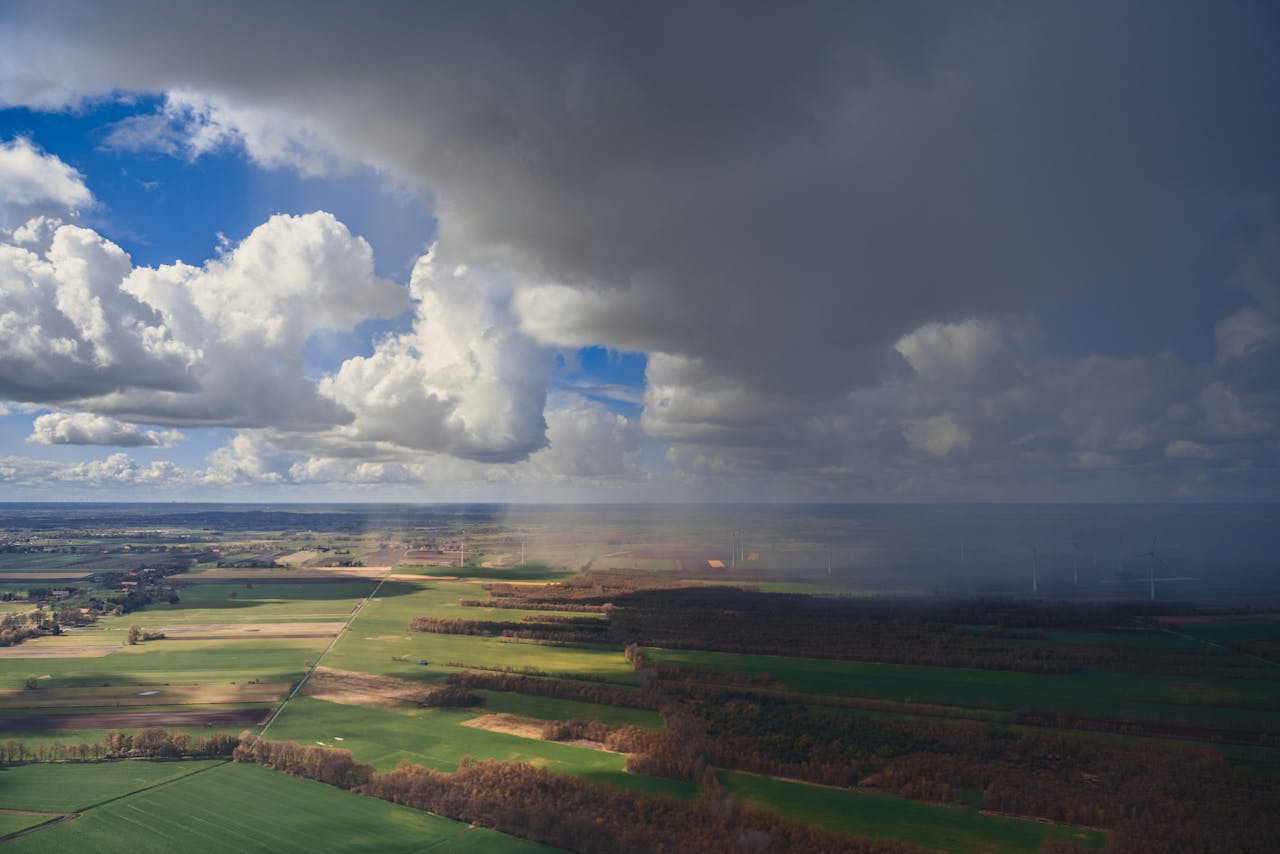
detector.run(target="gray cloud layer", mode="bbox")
[1,1,1277,497]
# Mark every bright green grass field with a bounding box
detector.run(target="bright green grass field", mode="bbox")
[644,648,1280,732]
[0,637,324,692]
[265,696,694,801]
[1,761,557,853]
[0,813,57,836]
[718,772,1106,854]
[0,758,225,811]
[321,580,635,684]
[140,581,378,624]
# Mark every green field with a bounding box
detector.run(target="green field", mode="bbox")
[1172,620,1280,644]
[718,772,1106,853]
[0,759,225,811]
[320,580,635,684]
[0,761,556,853]
[0,552,179,575]
[150,581,377,618]
[644,647,1280,731]
[0,813,59,836]
[0,637,324,692]
[0,553,101,571]
[265,696,693,800]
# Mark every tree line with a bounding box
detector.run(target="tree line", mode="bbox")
[409,615,609,644]
[443,670,658,710]
[1,727,238,765]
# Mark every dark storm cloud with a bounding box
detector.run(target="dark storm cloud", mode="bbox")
[4,2,1274,373]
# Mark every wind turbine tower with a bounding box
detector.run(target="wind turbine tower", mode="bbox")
[1134,537,1159,601]
[1032,547,1039,594]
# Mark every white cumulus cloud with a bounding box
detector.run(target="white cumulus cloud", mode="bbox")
[0,137,92,231]
[0,223,197,402]
[318,248,553,461]
[66,212,405,430]
[28,411,185,447]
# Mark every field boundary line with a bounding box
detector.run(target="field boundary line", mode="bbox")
[0,811,80,842]
[256,568,394,740]
[72,758,232,813]
[0,756,234,841]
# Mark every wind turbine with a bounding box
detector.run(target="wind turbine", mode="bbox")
[1135,537,1158,600]
[1072,542,1081,586]
[1130,537,1197,601]
[1032,546,1039,594]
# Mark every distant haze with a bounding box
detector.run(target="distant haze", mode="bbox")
[1,501,1276,602]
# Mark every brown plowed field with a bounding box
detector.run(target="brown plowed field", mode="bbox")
[303,667,431,707]
[460,713,545,740]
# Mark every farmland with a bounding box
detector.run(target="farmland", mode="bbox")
[1,503,1278,851]
[0,761,556,852]
[643,648,1280,734]
[717,771,1106,853]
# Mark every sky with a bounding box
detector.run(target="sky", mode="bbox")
[0,0,1277,502]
